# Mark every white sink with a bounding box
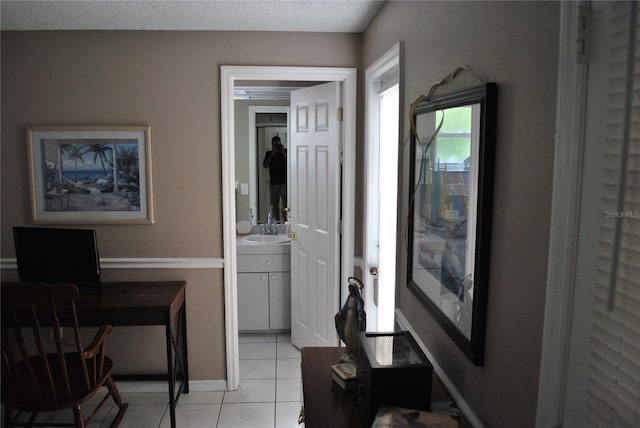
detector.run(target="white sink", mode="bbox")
[242,234,290,244]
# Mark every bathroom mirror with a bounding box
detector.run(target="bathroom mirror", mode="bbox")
[234,102,290,224]
[407,83,497,365]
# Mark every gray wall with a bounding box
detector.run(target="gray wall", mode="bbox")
[362,2,559,427]
[1,30,361,381]
[2,2,561,423]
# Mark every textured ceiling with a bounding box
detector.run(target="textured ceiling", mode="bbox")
[0,0,384,32]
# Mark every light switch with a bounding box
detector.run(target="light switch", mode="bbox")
[240,183,249,195]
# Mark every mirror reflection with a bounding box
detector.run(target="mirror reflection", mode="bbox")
[408,83,496,366]
[412,103,479,339]
[261,131,288,222]
[234,102,289,225]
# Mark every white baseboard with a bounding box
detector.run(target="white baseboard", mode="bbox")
[395,309,484,428]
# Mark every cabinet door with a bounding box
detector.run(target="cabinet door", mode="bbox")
[269,272,291,330]
[237,254,291,273]
[238,273,269,331]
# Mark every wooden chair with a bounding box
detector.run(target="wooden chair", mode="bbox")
[1,283,128,427]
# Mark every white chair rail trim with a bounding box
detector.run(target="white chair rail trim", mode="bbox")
[1,257,224,270]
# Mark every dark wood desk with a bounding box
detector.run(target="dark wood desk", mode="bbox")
[301,347,362,428]
[302,347,469,428]
[4,281,189,428]
[78,281,188,428]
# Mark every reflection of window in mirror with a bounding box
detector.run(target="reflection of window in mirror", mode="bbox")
[414,103,481,319]
[432,104,480,285]
[434,106,472,169]
[408,83,497,365]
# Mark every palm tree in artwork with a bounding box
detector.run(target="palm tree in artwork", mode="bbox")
[61,144,89,186]
[89,143,113,175]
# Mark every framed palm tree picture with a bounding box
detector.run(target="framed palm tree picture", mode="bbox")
[26,126,154,224]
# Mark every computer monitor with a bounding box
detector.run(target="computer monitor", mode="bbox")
[13,226,102,290]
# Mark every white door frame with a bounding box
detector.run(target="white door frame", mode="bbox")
[535,2,588,425]
[221,66,357,390]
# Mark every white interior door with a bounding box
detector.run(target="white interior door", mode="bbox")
[290,82,341,349]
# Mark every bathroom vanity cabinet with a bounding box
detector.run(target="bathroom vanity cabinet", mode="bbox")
[237,238,291,331]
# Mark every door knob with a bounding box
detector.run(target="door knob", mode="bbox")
[288,230,297,240]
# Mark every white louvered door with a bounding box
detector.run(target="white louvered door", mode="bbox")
[563,2,640,426]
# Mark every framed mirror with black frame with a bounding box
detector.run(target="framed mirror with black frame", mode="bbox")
[407,83,497,366]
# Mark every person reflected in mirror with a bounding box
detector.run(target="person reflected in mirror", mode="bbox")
[263,136,287,222]
[335,277,366,362]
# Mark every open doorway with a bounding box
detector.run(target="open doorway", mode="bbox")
[221,66,357,390]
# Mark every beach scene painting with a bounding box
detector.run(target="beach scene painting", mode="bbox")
[28,126,154,224]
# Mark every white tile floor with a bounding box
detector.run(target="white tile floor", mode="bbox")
[7,333,303,428]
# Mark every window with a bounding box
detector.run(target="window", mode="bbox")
[364,42,401,332]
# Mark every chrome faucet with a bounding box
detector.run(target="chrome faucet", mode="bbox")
[262,212,278,235]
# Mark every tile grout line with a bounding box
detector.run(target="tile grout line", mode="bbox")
[215,397,223,428]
